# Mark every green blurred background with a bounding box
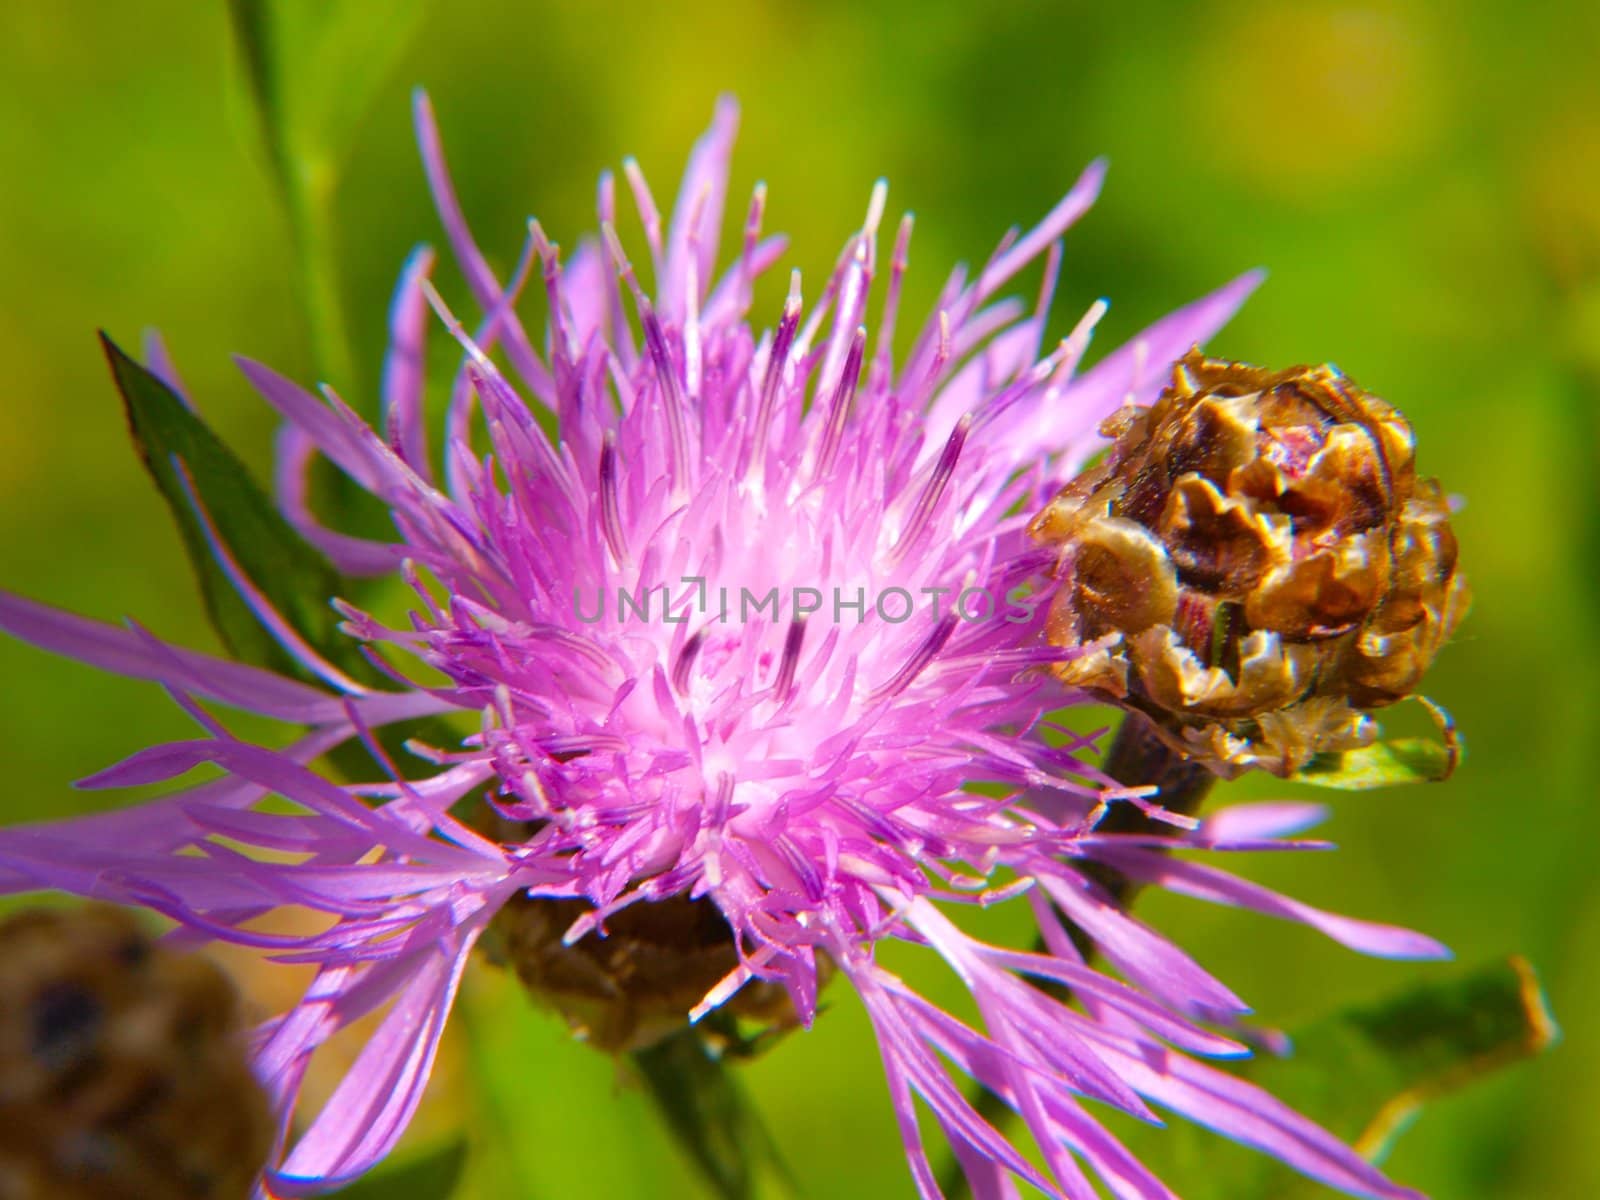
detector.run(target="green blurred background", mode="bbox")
[1,2,1596,1196]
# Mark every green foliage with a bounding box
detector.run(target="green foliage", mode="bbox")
[1129,958,1558,1199]
[102,332,366,685]
[633,1027,795,1200]
[452,970,794,1200]
[228,0,430,388]
[327,1138,469,1200]
[1291,698,1459,790]
[1292,737,1453,789]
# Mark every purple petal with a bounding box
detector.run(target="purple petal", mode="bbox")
[271,944,468,1188]
[1091,1038,1425,1200]
[1199,802,1331,842]
[275,426,407,577]
[382,244,436,477]
[982,270,1262,475]
[1037,872,1249,1017]
[237,358,385,491]
[411,89,554,404]
[141,328,192,407]
[973,159,1106,309]
[1095,848,1451,960]
[661,95,739,321]
[0,731,345,897]
[0,591,346,723]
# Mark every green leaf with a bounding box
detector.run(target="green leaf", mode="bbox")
[633,1026,797,1200]
[326,1138,468,1200]
[1292,739,1452,789]
[1126,957,1558,1200]
[103,332,369,686]
[1290,697,1460,790]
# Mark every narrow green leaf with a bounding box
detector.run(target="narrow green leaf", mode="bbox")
[1127,958,1558,1199]
[326,1138,468,1200]
[633,1026,796,1200]
[102,332,368,686]
[1290,697,1460,790]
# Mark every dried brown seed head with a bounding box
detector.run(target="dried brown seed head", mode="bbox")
[1030,349,1469,777]
[0,905,274,1200]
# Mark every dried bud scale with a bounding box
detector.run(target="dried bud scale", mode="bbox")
[473,809,811,1056]
[1032,349,1470,777]
[0,905,272,1200]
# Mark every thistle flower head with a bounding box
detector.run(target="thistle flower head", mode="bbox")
[0,96,1449,1199]
[1031,350,1470,776]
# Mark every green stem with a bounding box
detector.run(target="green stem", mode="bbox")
[227,2,357,391]
[1081,711,1216,903]
[632,1029,798,1200]
[285,157,357,391]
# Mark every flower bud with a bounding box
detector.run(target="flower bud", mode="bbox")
[0,905,273,1200]
[1031,349,1469,776]
[485,892,806,1054]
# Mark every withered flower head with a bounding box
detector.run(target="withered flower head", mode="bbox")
[1031,348,1470,776]
[0,905,273,1200]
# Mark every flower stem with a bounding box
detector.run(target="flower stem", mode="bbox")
[1080,711,1215,901]
[284,158,357,391]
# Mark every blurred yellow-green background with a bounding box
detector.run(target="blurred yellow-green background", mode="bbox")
[1,2,1596,1197]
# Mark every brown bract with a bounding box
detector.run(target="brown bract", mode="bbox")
[0,905,273,1200]
[1030,349,1469,777]
[473,810,815,1056]
[485,893,808,1055]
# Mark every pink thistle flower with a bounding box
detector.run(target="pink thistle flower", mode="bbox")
[0,94,1443,1199]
